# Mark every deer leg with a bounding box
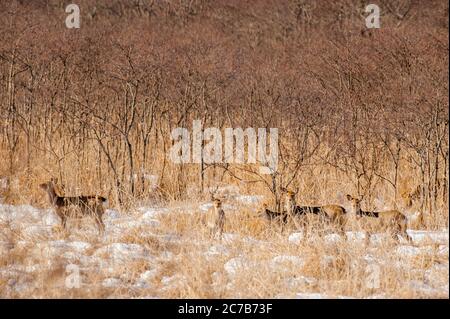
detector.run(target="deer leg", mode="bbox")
[403,229,413,243]
[94,214,105,233]
[317,218,327,240]
[210,225,216,239]
[94,206,105,233]
[279,215,287,233]
[390,229,399,242]
[60,214,67,229]
[336,220,346,240]
[303,219,309,240]
[393,225,411,243]
[213,220,221,239]
[386,220,401,243]
[218,224,223,240]
[57,208,67,229]
[400,220,413,243]
[405,232,413,243]
[276,219,283,232]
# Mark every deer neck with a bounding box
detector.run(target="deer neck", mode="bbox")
[351,205,362,217]
[215,206,224,216]
[285,197,295,213]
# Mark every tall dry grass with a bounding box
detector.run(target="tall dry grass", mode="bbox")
[0,2,448,232]
[0,201,447,298]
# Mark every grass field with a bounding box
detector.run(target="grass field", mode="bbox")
[0,0,448,299]
[0,187,448,298]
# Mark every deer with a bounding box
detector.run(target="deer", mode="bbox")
[400,184,423,210]
[346,194,412,244]
[283,189,347,236]
[210,198,226,238]
[259,202,289,227]
[39,178,108,233]
[400,185,425,228]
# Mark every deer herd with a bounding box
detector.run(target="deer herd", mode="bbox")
[39,178,413,244]
[260,189,412,243]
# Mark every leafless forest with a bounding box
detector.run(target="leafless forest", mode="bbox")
[0,1,448,298]
[1,0,448,220]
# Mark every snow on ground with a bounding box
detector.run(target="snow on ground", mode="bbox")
[93,243,150,263]
[205,244,229,258]
[288,232,304,244]
[408,230,449,244]
[0,200,448,298]
[234,195,264,205]
[271,255,305,268]
[284,276,318,289]
[295,292,355,299]
[224,257,254,276]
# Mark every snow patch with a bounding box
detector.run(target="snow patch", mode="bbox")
[160,274,186,290]
[424,263,449,288]
[94,243,149,262]
[134,269,158,289]
[345,231,367,242]
[234,195,264,205]
[140,269,158,282]
[103,209,121,220]
[102,277,122,288]
[408,280,447,296]
[199,203,213,212]
[33,240,92,260]
[42,211,61,226]
[224,257,254,276]
[295,293,355,299]
[271,256,304,269]
[408,230,449,245]
[288,232,304,244]
[284,276,317,289]
[222,233,240,243]
[205,244,229,257]
[324,233,343,243]
[438,245,448,256]
[396,245,434,256]
[140,209,160,220]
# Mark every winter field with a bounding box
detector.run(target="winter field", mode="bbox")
[0,188,448,299]
[0,0,448,300]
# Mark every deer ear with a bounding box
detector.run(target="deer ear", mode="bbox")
[346,194,352,201]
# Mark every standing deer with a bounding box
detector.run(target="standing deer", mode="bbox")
[283,189,347,236]
[212,198,225,236]
[346,194,412,243]
[39,178,108,233]
[259,202,288,225]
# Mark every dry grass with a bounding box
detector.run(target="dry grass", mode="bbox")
[0,0,448,299]
[0,196,447,299]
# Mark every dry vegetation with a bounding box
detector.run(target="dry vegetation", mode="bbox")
[0,0,448,298]
[0,201,448,298]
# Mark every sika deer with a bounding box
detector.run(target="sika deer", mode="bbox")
[39,179,108,232]
[346,194,412,243]
[212,198,225,237]
[283,190,347,236]
[259,202,288,225]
